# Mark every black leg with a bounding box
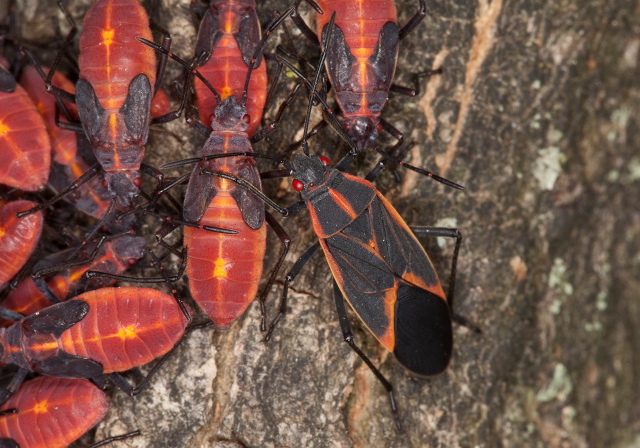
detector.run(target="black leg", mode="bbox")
[16,164,102,218]
[332,281,402,430]
[257,212,291,331]
[264,241,321,341]
[0,368,29,405]
[410,226,481,333]
[398,0,426,41]
[86,431,141,448]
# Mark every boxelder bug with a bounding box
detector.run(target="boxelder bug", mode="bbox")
[138,5,299,328]
[36,0,180,208]
[0,376,140,448]
[0,61,50,191]
[17,62,118,222]
[0,201,43,291]
[197,23,476,424]
[191,0,268,137]
[0,234,146,327]
[0,286,191,396]
[289,0,442,161]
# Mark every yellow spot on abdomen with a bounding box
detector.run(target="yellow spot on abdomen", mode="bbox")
[117,325,137,340]
[33,400,48,414]
[0,122,10,136]
[102,29,115,46]
[213,258,227,278]
[221,86,232,100]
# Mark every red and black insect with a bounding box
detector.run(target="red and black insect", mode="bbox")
[18,63,116,222]
[0,376,139,448]
[0,286,190,396]
[289,0,439,155]
[191,0,268,137]
[0,201,43,291]
[0,60,50,191]
[39,0,178,207]
[138,4,296,328]
[196,25,476,423]
[0,234,146,327]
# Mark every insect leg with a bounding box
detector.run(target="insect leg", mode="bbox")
[0,368,29,405]
[257,212,291,331]
[411,226,481,333]
[264,242,321,341]
[398,0,426,41]
[86,431,141,448]
[332,281,403,431]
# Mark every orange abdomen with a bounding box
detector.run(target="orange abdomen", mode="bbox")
[185,191,267,327]
[316,0,397,58]
[58,287,189,373]
[0,377,108,448]
[0,238,142,326]
[20,65,78,166]
[0,201,43,290]
[0,82,50,191]
[78,0,156,111]
[194,3,267,137]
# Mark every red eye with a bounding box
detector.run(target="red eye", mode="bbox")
[133,177,143,187]
[127,258,138,266]
[319,156,331,166]
[292,179,304,191]
[376,122,383,132]
[243,114,251,124]
[102,179,108,189]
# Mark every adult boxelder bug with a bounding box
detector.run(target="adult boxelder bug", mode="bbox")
[0,61,50,191]
[205,152,467,428]
[0,376,139,448]
[138,6,297,328]
[0,286,191,395]
[0,234,146,327]
[0,201,43,291]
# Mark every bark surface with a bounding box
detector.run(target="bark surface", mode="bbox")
[7,0,640,447]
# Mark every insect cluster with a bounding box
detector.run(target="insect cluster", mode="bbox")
[0,0,475,446]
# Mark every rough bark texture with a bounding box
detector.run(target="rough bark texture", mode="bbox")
[4,0,639,447]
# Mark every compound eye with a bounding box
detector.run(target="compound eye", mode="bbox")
[376,122,383,132]
[243,114,251,124]
[292,179,304,191]
[319,156,331,166]
[102,179,109,189]
[133,177,143,187]
[127,257,138,266]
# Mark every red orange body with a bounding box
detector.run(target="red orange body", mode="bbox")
[0,201,43,291]
[0,287,190,375]
[79,0,156,110]
[151,87,172,119]
[184,145,267,327]
[315,0,399,152]
[0,70,50,191]
[0,377,108,448]
[193,0,267,136]
[76,0,157,205]
[0,235,146,327]
[19,66,116,221]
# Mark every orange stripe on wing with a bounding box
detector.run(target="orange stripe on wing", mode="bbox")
[328,189,358,220]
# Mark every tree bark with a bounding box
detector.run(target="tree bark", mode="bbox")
[8,0,640,446]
